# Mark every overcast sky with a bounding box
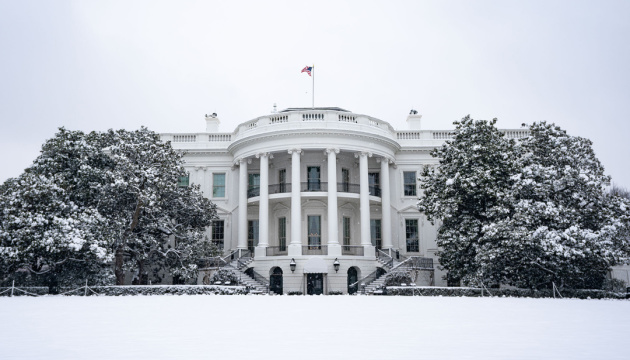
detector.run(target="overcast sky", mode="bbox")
[1,0,629,188]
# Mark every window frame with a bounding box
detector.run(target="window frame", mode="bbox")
[405,218,419,252]
[403,171,417,197]
[212,173,226,198]
[211,220,225,250]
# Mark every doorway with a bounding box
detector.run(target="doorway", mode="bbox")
[270,267,283,295]
[347,267,358,294]
[306,274,324,295]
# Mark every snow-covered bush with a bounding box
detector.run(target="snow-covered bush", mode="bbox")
[328,291,343,295]
[209,269,239,285]
[61,285,248,296]
[383,271,413,286]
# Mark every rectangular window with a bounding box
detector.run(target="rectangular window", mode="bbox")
[213,173,226,197]
[405,219,419,252]
[369,172,380,196]
[307,215,321,249]
[211,220,224,250]
[370,219,382,249]
[278,169,287,193]
[307,166,321,191]
[248,220,259,252]
[342,217,351,246]
[248,173,260,197]
[403,171,417,196]
[341,168,350,192]
[278,217,287,251]
[178,175,189,188]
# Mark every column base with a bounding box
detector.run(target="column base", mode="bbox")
[327,244,341,256]
[363,245,376,258]
[288,244,302,256]
[254,246,267,258]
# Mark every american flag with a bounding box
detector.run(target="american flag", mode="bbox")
[301,66,313,76]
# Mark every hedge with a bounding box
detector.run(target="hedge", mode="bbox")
[383,286,627,299]
[59,285,248,296]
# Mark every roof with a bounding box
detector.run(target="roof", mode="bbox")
[279,107,350,113]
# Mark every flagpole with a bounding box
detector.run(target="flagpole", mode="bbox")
[312,64,315,109]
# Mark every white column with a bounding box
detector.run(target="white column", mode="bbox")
[237,158,249,250]
[357,152,372,248]
[327,148,341,256]
[255,153,269,257]
[288,149,302,256]
[380,157,393,250]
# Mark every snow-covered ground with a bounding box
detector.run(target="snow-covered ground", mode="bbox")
[1,295,628,360]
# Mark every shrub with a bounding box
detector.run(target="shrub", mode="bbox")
[383,271,413,286]
[287,291,303,296]
[209,269,240,285]
[328,291,343,295]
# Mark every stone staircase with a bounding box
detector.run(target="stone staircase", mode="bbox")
[223,258,269,294]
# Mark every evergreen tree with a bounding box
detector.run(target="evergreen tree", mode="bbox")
[418,116,519,286]
[0,127,217,288]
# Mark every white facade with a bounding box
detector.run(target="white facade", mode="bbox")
[162,108,529,294]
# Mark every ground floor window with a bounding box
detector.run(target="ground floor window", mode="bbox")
[405,219,419,252]
[212,220,224,250]
[248,220,259,252]
[370,219,382,249]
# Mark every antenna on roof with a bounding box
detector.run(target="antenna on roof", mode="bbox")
[272,103,277,113]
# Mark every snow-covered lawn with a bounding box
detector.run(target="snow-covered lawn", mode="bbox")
[1,295,629,359]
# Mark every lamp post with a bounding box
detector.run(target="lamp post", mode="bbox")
[333,258,340,273]
[290,258,296,273]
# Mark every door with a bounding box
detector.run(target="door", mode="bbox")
[307,166,321,191]
[307,274,324,295]
[270,267,283,295]
[347,267,358,294]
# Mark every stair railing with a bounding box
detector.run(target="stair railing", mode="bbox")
[376,249,394,268]
[245,268,269,289]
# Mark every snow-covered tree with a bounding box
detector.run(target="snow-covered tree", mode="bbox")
[484,122,630,289]
[418,116,519,286]
[0,129,114,290]
[0,127,217,288]
[418,118,630,289]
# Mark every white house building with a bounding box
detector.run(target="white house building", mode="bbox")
[161,107,529,294]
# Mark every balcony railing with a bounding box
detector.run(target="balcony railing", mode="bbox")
[247,182,381,198]
[302,245,328,255]
[301,182,328,192]
[266,246,288,256]
[342,245,364,256]
[269,183,291,194]
[338,182,360,194]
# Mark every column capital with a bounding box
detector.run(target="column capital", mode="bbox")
[255,152,274,159]
[288,148,302,155]
[376,156,395,165]
[354,151,373,159]
[325,148,340,155]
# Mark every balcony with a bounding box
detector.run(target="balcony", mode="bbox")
[266,246,288,256]
[341,245,364,256]
[302,245,328,255]
[247,183,381,198]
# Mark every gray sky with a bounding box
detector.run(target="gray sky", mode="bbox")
[1,0,629,188]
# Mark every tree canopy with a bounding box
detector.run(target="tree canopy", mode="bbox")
[418,117,630,289]
[0,127,217,289]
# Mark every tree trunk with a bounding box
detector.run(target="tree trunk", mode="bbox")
[115,247,125,285]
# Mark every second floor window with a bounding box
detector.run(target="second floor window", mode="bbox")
[370,219,382,249]
[278,169,287,193]
[307,166,321,191]
[405,219,419,252]
[278,217,287,251]
[213,173,225,197]
[248,220,259,252]
[248,173,260,197]
[403,171,417,196]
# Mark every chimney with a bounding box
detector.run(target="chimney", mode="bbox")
[205,113,220,132]
[406,109,422,130]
